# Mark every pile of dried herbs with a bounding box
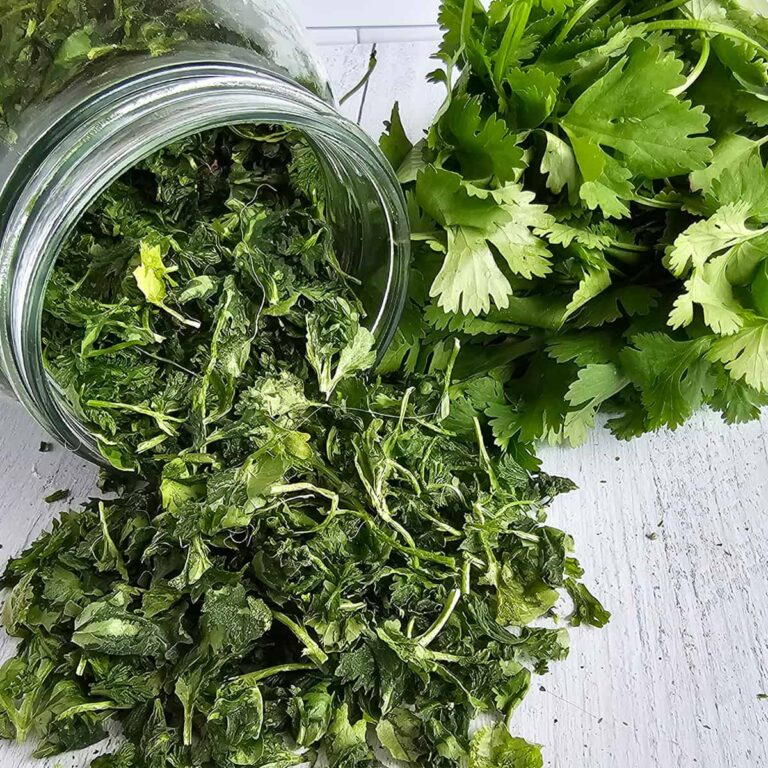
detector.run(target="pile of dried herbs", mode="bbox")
[41,125,372,473]
[0,0,283,143]
[0,126,606,768]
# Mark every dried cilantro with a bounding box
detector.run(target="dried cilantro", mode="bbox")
[42,125,358,473]
[1,371,599,767]
[43,488,70,504]
[0,122,605,767]
[0,0,271,142]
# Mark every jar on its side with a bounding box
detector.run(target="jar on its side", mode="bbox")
[0,0,410,464]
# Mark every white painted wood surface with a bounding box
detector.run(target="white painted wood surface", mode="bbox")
[1,42,767,768]
[293,0,441,28]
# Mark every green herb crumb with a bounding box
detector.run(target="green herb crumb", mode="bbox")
[43,489,69,503]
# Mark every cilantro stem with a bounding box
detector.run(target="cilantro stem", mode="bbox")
[417,588,462,648]
[628,0,689,24]
[271,483,339,513]
[419,510,463,538]
[669,35,710,97]
[272,612,329,666]
[474,418,499,492]
[461,561,471,595]
[602,0,626,22]
[631,194,682,210]
[493,0,532,88]
[235,663,316,685]
[137,347,198,377]
[352,451,419,557]
[57,700,116,720]
[339,45,378,107]
[554,0,601,45]
[397,387,415,432]
[460,0,475,53]
[643,20,768,61]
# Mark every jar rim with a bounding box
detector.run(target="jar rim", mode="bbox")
[0,56,409,464]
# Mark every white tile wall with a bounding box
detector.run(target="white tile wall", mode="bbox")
[292,0,442,44]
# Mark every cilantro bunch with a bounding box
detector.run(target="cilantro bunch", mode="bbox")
[383,0,768,450]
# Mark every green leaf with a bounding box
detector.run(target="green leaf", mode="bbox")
[178,275,219,304]
[292,683,334,747]
[709,318,768,391]
[504,67,560,130]
[669,252,744,335]
[91,743,138,768]
[208,678,265,764]
[0,657,55,742]
[562,42,712,180]
[469,724,543,768]
[328,326,377,396]
[418,168,553,314]
[567,134,632,218]
[169,536,212,589]
[72,594,169,657]
[202,584,272,655]
[620,334,716,431]
[376,708,425,763]
[564,264,612,320]
[2,570,36,637]
[326,704,376,768]
[540,131,578,200]
[565,578,611,628]
[133,242,171,306]
[563,364,629,446]
[438,95,524,181]
[431,226,519,316]
[708,153,768,221]
[574,285,661,328]
[487,359,571,446]
[690,133,763,195]
[380,102,413,171]
[667,202,767,276]
[494,563,559,626]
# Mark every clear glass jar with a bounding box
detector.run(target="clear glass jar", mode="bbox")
[0,0,410,464]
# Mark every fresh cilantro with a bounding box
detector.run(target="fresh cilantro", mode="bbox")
[385,0,768,447]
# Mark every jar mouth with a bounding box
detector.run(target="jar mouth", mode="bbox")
[0,55,409,464]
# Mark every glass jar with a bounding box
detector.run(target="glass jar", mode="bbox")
[0,0,410,464]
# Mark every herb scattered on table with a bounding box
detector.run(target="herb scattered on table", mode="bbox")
[382,0,768,451]
[43,489,70,504]
[0,124,606,767]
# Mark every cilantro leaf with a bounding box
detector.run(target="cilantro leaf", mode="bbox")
[438,95,524,181]
[620,334,716,431]
[552,41,714,218]
[417,168,553,314]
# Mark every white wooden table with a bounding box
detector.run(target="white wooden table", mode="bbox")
[2,42,767,768]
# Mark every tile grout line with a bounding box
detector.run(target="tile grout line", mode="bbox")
[308,24,440,31]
